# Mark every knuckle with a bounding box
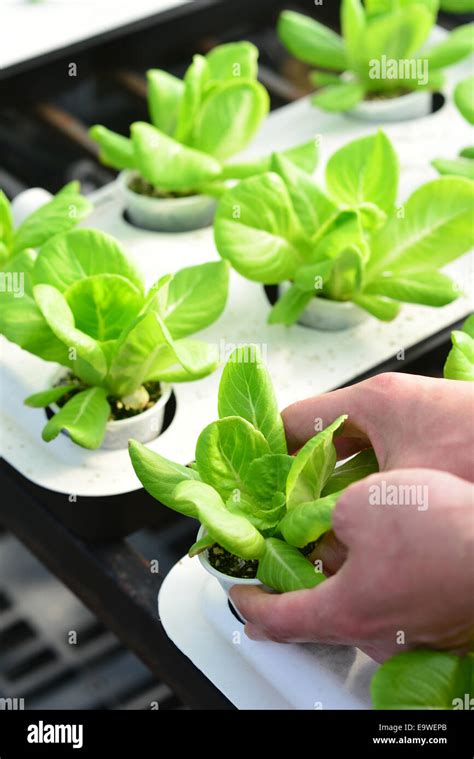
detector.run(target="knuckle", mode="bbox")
[366,372,401,396]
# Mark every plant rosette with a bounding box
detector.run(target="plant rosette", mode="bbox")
[129,345,379,598]
[214,131,474,330]
[277,3,473,118]
[90,41,318,232]
[0,227,229,450]
[119,170,218,232]
[48,368,172,451]
[0,181,91,269]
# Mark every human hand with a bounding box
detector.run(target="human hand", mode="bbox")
[282,372,474,482]
[231,469,474,661]
[230,374,474,660]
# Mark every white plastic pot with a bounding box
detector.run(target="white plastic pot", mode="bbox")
[197,526,262,622]
[279,284,369,332]
[49,371,172,451]
[347,90,432,122]
[11,187,53,226]
[119,170,217,232]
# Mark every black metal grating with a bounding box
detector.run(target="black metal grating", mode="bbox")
[0,527,184,710]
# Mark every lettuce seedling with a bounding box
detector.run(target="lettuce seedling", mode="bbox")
[371,649,473,709]
[444,314,474,380]
[432,76,474,179]
[440,0,474,10]
[0,228,229,449]
[0,181,91,268]
[89,42,317,197]
[129,345,378,592]
[278,2,474,113]
[214,130,474,325]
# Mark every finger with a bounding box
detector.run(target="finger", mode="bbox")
[309,531,348,576]
[282,394,369,457]
[282,378,386,458]
[329,472,389,548]
[229,575,356,645]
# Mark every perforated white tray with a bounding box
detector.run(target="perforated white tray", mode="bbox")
[1,35,472,497]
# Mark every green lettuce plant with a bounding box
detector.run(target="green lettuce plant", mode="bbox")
[214,130,474,325]
[444,314,474,380]
[0,181,91,268]
[440,0,474,11]
[89,42,317,198]
[433,76,474,179]
[277,2,474,113]
[372,650,473,709]
[129,345,378,592]
[0,228,229,449]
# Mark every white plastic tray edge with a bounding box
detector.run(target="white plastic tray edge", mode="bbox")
[159,555,378,710]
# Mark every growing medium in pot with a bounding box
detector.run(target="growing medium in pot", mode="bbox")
[89,42,318,230]
[129,345,379,592]
[0,227,229,449]
[214,131,474,329]
[278,1,473,116]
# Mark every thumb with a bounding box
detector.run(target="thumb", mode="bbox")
[229,573,356,645]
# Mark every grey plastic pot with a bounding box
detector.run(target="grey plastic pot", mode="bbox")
[49,370,172,451]
[119,171,217,232]
[279,284,369,332]
[347,90,432,122]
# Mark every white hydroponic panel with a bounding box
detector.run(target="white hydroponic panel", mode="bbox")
[159,555,377,710]
[1,35,473,496]
[0,0,193,72]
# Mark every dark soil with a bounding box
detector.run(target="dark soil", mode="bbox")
[300,541,317,557]
[208,544,259,579]
[128,175,197,199]
[365,87,412,101]
[54,373,163,421]
[208,541,317,580]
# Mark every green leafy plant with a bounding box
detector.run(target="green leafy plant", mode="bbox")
[277,2,474,113]
[89,42,317,198]
[214,130,474,326]
[0,181,91,268]
[0,228,229,449]
[372,650,473,709]
[440,0,474,11]
[433,76,474,179]
[444,314,474,380]
[129,345,378,592]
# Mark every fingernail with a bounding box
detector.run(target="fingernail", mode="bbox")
[245,624,268,641]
